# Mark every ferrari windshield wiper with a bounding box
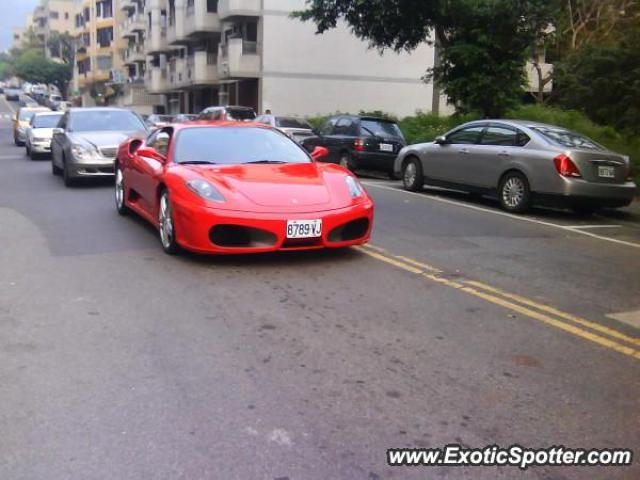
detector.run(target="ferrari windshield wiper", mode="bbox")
[243,160,288,164]
[179,160,218,165]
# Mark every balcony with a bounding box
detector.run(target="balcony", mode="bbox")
[120,82,163,107]
[218,0,261,20]
[121,13,145,39]
[146,26,169,54]
[193,50,218,85]
[218,37,260,78]
[167,10,187,45]
[168,57,191,89]
[185,0,221,37]
[147,67,169,93]
[120,0,137,11]
[123,44,145,65]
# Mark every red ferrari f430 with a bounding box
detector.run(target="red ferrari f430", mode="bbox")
[115,122,374,254]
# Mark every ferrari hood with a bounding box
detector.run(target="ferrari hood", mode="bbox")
[186,163,333,208]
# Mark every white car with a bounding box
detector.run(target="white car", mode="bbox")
[25,111,64,160]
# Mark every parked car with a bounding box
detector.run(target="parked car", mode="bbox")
[25,111,64,159]
[13,106,51,146]
[18,95,40,107]
[302,115,406,178]
[255,115,316,144]
[115,123,373,254]
[197,105,256,122]
[5,88,22,101]
[51,107,148,187]
[46,94,64,110]
[146,114,174,129]
[395,120,637,214]
[173,113,197,123]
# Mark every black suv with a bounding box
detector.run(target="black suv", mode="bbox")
[302,115,406,177]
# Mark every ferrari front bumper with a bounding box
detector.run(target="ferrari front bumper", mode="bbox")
[171,199,375,254]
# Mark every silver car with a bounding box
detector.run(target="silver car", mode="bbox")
[394,120,637,213]
[254,115,316,144]
[25,111,63,159]
[51,108,148,187]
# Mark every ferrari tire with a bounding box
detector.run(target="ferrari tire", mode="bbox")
[158,190,179,255]
[114,165,129,216]
[402,157,423,192]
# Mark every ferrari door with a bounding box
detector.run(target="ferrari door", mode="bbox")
[130,129,171,217]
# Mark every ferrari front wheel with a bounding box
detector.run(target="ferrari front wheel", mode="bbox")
[114,166,129,215]
[158,190,179,255]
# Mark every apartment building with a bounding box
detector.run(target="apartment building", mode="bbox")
[32,0,76,60]
[142,0,439,117]
[71,0,127,104]
[117,0,164,113]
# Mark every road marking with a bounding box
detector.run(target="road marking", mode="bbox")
[465,280,640,344]
[357,244,640,360]
[363,182,640,250]
[607,310,640,330]
[565,225,622,229]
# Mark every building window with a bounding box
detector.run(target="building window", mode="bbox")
[65,12,69,20]
[83,7,90,22]
[96,55,113,71]
[77,57,91,74]
[49,11,59,19]
[96,27,114,47]
[96,0,113,19]
[207,0,218,12]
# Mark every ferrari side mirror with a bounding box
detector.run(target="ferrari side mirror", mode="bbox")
[311,146,329,160]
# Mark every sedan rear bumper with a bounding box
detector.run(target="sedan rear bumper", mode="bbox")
[171,199,375,254]
[536,179,637,208]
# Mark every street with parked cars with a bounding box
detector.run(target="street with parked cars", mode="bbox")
[1,91,639,479]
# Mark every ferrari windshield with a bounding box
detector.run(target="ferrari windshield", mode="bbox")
[174,127,312,165]
[69,110,146,132]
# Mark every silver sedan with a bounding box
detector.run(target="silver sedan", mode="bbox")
[394,120,637,213]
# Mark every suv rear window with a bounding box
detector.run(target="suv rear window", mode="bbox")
[360,119,405,141]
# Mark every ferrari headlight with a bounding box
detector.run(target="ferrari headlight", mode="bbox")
[345,176,364,198]
[186,179,225,202]
[71,143,94,160]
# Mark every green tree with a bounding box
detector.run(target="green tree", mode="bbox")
[294,0,555,117]
[553,29,640,135]
[13,49,72,94]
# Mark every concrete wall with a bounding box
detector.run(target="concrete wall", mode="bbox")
[260,0,435,117]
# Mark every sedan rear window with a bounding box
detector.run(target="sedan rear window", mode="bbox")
[174,127,311,165]
[275,117,312,130]
[227,109,256,121]
[360,119,405,140]
[33,114,63,128]
[532,127,603,150]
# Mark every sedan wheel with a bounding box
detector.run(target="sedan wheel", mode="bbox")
[402,158,423,192]
[158,191,179,254]
[115,166,128,215]
[499,172,530,213]
[62,158,75,187]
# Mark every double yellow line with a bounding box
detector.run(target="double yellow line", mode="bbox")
[357,244,640,360]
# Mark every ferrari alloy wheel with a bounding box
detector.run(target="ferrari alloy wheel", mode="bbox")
[499,172,530,213]
[402,157,423,192]
[115,166,128,215]
[158,191,179,254]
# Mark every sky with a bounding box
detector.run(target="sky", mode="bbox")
[0,0,41,52]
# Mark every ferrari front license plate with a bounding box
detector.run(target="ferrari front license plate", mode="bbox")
[598,166,615,178]
[286,219,322,239]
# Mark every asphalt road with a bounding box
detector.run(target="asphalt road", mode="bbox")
[1,97,639,480]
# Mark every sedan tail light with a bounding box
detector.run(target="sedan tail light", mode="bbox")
[354,138,366,152]
[553,154,582,178]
